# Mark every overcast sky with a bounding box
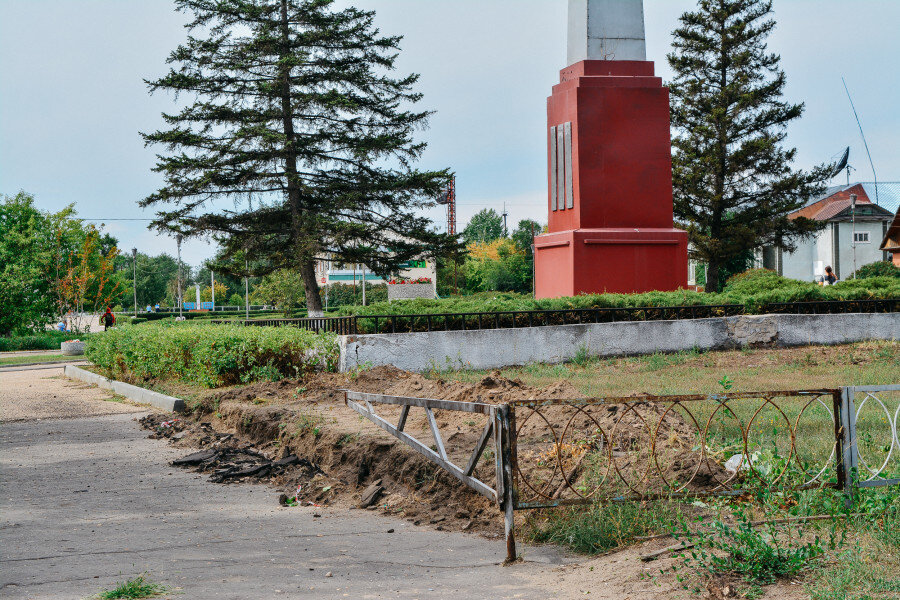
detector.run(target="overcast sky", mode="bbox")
[2,0,898,267]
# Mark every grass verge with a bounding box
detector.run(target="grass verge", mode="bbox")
[0,354,67,366]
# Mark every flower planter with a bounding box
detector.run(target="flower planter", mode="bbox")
[387,283,436,301]
[60,341,85,356]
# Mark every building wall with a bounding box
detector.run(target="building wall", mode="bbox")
[780,221,888,281]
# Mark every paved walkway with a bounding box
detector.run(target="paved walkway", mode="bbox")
[0,370,572,600]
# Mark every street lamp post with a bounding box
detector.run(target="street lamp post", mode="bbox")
[176,234,183,318]
[132,248,138,317]
[850,193,858,279]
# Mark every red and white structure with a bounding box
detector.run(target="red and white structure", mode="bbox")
[534,0,688,298]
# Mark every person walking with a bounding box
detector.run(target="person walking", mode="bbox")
[823,266,837,285]
[100,307,116,331]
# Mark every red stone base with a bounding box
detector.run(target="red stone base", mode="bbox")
[534,228,688,298]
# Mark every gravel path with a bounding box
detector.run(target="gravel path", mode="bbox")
[0,367,144,422]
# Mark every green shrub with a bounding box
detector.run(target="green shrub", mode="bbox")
[850,260,900,280]
[85,322,338,387]
[0,331,90,351]
[675,508,823,585]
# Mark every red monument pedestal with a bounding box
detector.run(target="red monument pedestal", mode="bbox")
[534,60,688,298]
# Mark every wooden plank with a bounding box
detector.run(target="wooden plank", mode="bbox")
[397,405,410,432]
[426,407,448,461]
[346,398,497,501]
[464,418,494,476]
[347,391,492,415]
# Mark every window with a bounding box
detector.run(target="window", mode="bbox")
[853,232,870,243]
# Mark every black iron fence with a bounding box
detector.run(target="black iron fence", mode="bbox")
[764,299,899,314]
[215,299,898,335]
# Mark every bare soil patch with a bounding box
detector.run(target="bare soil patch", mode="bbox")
[140,365,731,540]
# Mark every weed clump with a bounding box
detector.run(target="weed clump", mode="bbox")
[96,575,167,599]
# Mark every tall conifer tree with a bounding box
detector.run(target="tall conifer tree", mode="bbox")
[667,0,831,292]
[142,0,456,314]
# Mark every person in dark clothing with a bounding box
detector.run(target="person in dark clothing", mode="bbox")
[824,266,837,285]
[100,308,116,331]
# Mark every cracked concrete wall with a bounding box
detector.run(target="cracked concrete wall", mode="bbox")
[337,312,899,373]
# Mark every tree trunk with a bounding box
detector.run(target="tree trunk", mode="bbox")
[705,261,721,294]
[276,0,322,317]
[301,260,323,317]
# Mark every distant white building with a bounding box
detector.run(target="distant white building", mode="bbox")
[761,183,898,281]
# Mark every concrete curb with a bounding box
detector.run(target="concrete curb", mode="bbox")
[64,365,186,413]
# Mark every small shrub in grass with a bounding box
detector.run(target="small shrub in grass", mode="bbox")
[673,508,823,586]
[523,500,685,554]
[86,322,338,387]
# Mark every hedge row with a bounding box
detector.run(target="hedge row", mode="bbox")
[0,331,89,352]
[86,322,338,387]
[334,270,900,318]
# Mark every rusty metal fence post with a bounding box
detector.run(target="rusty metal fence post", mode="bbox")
[494,404,517,564]
[838,387,859,506]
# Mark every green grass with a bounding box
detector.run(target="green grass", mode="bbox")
[96,575,167,599]
[0,353,69,366]
[523,499,687,554]
[806,509,900,599]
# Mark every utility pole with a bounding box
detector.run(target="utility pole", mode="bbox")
[850,193,858,278]
[211,269,215,311]
[361,264,366,306]
[176,234,183,318]
[530,224,536,298]
[131,248,138,317]
[244,259,249,320]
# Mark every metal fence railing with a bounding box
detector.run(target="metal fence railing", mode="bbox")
[765,299,899,314]
[217,299,898,335]
[346,384,900,563]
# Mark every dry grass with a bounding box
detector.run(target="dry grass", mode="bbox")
[436,341,900,396]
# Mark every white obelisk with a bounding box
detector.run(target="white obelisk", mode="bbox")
[567,0,646,64]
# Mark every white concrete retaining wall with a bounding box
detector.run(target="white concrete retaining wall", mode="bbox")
[338,312,900,373]
[64,365,186,412]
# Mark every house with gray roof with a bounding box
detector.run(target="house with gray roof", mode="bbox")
[760,182,896,281]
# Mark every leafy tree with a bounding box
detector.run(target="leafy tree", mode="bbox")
[0,193,56,335]
[462,209,505,245]
[251,269,306,314]
[117,252,180,309]
[511,219,543,257]
[464,239,532,293]
[54,226,121,331]
[142,0,457,316]
[667,0,830,292]
[200,281,230,303]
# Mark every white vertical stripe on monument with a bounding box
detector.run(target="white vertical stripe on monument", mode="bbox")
[564,122,574,209]
[550,126,558,211]
[556,127,566,211]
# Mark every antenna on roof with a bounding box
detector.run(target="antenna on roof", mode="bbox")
[831,146,850,185]
[842,77,880,205]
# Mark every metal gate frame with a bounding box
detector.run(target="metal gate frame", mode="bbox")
[347,385,899,563]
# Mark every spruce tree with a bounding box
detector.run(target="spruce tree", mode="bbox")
[667,0,831,292]
[142,0,457,314]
